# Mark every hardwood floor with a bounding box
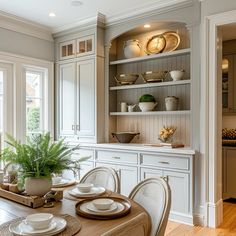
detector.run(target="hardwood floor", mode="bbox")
[165,202,236,235]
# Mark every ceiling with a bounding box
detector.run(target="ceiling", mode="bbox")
[0,0,171,30]
[222,23,236,41]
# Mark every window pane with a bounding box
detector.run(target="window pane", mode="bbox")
[26,98,41,132]
[0,71,3,134]
[26,72,41,97]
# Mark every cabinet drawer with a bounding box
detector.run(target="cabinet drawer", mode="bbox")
[141,153,189,170]
[96,150,138,164]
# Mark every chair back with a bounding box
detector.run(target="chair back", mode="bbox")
[101,213,150,236]
[129,177,171,236]
[80,166,120,193]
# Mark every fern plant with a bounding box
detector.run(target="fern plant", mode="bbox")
[0,133,89,183]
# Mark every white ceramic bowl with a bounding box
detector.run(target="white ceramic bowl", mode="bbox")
[77,183,94,193]
[169,70,185,81]
[26,213,53,230]
[92,198,114,210]
[138,102,157,112]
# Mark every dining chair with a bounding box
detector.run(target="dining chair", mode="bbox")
[129,177,171,236]
[101,212,150,236]
[79,166,120,193]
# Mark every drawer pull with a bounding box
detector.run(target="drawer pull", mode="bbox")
[112,156,121,159]
[158,161,170,164]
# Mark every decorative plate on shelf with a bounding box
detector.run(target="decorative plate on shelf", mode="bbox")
[145,34,166,55]
[162,31,180,53]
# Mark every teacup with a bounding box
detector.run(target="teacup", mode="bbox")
[26,213,53,230]
[77,183,94,193]
[92,198,114,210]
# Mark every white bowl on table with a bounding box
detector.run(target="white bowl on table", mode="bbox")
[26,213,53,230]
[77,183,94,193]
[92,198,114,210]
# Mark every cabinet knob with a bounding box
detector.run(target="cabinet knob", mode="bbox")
[76,125,80,130]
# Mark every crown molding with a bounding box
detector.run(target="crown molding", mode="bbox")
[106,0,195,27]
[0,10,53,42]
[52,12,106,37]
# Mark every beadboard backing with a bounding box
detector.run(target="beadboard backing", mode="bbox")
[108,23,191,145]
[109,114,190,145]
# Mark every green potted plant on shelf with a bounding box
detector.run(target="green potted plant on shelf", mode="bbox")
[138,94,158,112]
[0,132,89,196]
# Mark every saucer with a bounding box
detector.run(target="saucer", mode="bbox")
[19,221,56,234]
[9,217,67,236]
[86,202,118,213]
[68,186,105,198]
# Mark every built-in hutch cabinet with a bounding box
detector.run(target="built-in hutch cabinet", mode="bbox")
[72,144,194,224]
[55,24,105,143]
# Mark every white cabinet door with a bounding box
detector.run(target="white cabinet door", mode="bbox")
[59,63,76,137]
[141,168,163,180]
[77,59,95,137]
[163,170,190,214]
[96,162,137,196]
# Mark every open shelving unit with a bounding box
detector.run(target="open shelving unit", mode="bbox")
[110,48,191,65]
[110,79,191,91]
[110,110,191,116]
[108,22,191,145]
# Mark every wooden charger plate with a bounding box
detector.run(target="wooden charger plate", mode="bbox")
[75,197,131,220]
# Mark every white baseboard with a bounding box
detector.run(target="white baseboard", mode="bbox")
[169,212,194,225]
[206,199,223,227]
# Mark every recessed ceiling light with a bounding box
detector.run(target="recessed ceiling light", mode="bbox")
[71,0,83,6]
[49,12,56,17]
[144,24,151,28]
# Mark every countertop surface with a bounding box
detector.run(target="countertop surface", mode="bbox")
[71,142,195,155]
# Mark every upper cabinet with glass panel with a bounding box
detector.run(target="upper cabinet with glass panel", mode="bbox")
[59,35,95,60]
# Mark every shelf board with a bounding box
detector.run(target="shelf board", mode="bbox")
[110,79,191,91]
[110,110,191,116]
[110,48,191,65]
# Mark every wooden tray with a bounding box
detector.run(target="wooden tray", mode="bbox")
[75,197,131,220]
[0,187,63,208]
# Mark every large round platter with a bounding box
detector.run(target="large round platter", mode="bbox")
[162,31,180,53]
[75,197,131,220]
[68,186,106,198]
[9,217,67,236]
[145,34,166,55]
[52,178,76,188]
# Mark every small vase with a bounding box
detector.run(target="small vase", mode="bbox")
[25,177,52,196]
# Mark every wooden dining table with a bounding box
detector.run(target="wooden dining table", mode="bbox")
[0,191,151,235]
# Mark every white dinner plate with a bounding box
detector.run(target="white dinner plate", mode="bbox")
[68,186,106,198]
[52,178,76,187]
[86,202,118,213]
[9,217,67,236]
[80,201,125,215]
[19,221,57,234]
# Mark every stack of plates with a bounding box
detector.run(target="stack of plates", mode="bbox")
[9,217,67,236]
[76,197,131,220]
[52,178,76,188]
[68,186,106,198]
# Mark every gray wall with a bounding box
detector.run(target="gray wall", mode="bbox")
[202,0,236,16]
[0,28,54,61]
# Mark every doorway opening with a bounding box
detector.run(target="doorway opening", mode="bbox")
[220,23,236,223]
